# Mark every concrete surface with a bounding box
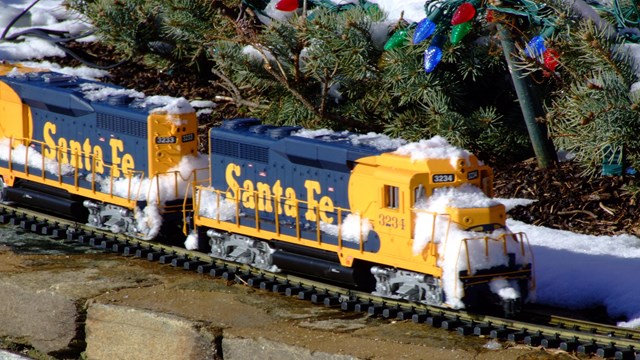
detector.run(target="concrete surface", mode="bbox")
[0,225,573,360]
[85,304,221,360]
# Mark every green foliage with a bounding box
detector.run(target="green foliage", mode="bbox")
[67,0,240,72]
[208,6,532,162]
[541,20,640,176]
[71,0,542,164]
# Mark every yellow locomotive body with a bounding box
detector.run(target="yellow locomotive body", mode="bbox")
[191,119,534,311]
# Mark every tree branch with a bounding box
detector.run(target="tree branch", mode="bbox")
[210,67,267,109]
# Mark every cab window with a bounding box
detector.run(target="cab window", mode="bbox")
[385,185,399,209]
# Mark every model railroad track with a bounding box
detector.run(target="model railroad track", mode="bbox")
[1,204,639,359]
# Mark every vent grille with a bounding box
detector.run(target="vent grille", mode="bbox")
[213,138,269,163]
[97,113,147,138]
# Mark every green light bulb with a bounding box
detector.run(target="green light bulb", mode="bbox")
[384,28,408,51]
[450,21,472,45]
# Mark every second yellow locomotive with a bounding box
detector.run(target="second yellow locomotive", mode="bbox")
[0,64,204,239]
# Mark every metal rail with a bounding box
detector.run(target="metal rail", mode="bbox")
[1,202,638,359]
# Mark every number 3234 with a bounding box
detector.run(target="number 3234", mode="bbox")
[378,214,405,229]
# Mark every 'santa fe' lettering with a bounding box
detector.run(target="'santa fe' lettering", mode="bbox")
[43,121,135,177]
[224,163,335,224]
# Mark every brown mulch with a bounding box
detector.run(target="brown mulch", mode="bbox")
[43,42,640,238]
[493,159,640,237]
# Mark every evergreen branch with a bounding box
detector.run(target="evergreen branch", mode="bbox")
[238,23,293,86]
[261,58,324,121]
[318,63,339,117]
[210,67,266,109]
[212,0,241,21]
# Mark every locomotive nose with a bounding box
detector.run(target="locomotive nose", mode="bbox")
[446,204,506,231]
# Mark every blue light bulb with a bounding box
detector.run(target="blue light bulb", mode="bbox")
[413,17,436,44]
[524,36,546,58]
[423,45,443,73]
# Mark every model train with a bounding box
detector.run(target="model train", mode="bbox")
[0,63,207,240]
[0,64,534,314]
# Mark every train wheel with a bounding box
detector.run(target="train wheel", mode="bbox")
[252,241,276,270]
[370,266,444,305]
[84,200,137,237]
[207,230,278,272]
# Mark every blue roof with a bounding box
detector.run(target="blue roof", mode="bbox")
[1,71,165,116]
[212,118,387,170]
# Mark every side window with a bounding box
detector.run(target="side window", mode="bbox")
[414,184,426,204]
[385,185,399,209]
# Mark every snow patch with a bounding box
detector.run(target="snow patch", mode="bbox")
[618,317,640,329]
[495,198,536,212]
[394,136,471,166]
[5,67,25,78]
[19,60,109,80]
[489,277,521,301]
[483,340,503,350]
[242,45,275,63]
[508,218,640,327]
[79,82,144,101]
[197,188,238,221]
[134,204,162,239]
[184,231,199,250]
[96,154,207,238]
[0,1,94,61]
[0,138,74,176]
[293,128,406,150]
[369,21,393,50]
[0,6,32,29]
[369,0,427,23]
[99,154,208,203]
[143,96,194,116]
[320,213,372,243]
[420,183,501,213]
[78,83,195,117]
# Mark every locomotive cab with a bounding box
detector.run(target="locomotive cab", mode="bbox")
[349,149,533,313]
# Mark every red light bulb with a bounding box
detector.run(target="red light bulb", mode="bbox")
[451,3,476,25]
[543,48,559,72]
[485,9,495,23]
[275,0,298,12]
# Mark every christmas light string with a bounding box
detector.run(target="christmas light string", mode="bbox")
[247,0,640,74]
[604,0,640,40]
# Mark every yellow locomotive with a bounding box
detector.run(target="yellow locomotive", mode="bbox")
[188,119,534,313]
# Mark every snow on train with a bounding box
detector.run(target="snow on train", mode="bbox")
[0,64,534,313]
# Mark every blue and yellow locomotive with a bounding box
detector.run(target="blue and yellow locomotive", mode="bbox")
[189,118,535,312]
[0,64,203,239]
